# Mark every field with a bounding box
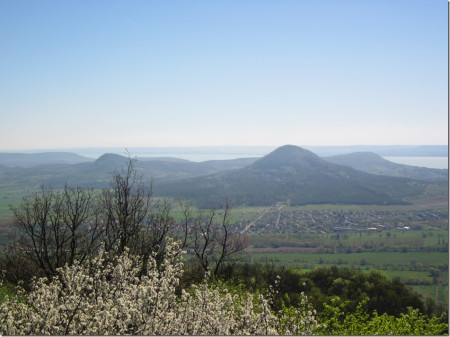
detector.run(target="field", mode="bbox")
[241,250,448,305]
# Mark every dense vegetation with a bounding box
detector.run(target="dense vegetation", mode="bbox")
[1,241,447,335]
[213,263,426,315]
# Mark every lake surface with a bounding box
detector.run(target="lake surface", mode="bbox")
[383,157,448,169]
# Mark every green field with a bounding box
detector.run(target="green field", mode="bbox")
[242,250,448,305]
[245,251,448,268]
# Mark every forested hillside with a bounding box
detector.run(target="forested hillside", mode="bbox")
[324,152,448,181]
[155,145,427,207]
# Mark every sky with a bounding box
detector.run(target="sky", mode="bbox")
[0,0,448,151]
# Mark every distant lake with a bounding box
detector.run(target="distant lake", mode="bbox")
[383,156,448,169]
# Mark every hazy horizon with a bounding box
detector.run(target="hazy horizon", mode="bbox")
[1,144,447,160]
[0,144,448,170]
[1,1,448,150]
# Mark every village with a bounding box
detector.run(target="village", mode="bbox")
[236,206,448,234]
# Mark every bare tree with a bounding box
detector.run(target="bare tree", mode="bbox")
[10,186,59,278]
[9,185,102,279]
[62,185,103,265]
[191,208,217,273]
[136,198,177,274]
[100,157,152,255]
[9,155,244,284]
[190,201,247,277]
[212,201,247,275]
[99,156,183,273]
[177,199,194,254]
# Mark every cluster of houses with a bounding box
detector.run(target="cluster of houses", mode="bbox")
[234,208,447,234]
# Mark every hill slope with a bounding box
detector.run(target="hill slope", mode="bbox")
[155,145,426,207]
[0,153,258,191]
[323,152,448,181]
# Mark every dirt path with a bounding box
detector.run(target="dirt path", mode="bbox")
[241,207,271,234]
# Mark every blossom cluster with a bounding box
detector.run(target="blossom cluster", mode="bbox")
[0,238,317,335]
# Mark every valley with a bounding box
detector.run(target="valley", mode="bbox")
[0,145,447,310]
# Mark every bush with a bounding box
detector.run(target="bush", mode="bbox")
[0,239,317,335]
[316,297,448,335]
[1,239,446,335]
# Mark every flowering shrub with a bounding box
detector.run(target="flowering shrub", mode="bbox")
[0,239,317,335]
[277,292,319,335]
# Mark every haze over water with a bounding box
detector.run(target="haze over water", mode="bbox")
[384,157,448,170]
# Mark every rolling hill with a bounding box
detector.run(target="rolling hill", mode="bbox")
[154,145,427,208]
[323,152,448,181]
[0,152,93,167]
[0,153,258,191]
[1,147,445,209]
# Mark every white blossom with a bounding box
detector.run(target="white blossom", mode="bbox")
[0,238,318,335]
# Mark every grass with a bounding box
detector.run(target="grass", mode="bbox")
[0,282,17,304]
[0,190,30,222]
[245,251,448,268]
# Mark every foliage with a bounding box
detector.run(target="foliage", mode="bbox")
[0,239,318,335]
[212,262,433,317]
[306,267,425,315]
[1,240,447,335]
[315,297,448,335]
[277,291,319,335]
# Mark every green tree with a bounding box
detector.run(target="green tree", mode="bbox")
[316,297,448,335]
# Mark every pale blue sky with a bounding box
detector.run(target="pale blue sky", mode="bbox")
[0,0,447,150]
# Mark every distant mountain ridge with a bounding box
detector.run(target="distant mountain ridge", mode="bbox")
[0,153,259,190]
[0,152,93,168]
[323,152,448,181]
[154,145,426,208]
[6,144,447,160]
[1,146,446,209]
[305,145,448,157]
